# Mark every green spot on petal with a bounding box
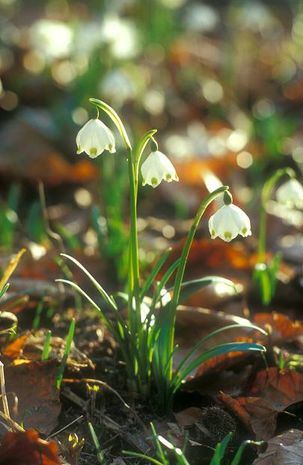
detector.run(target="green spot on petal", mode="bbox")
[166,174,172,181]
[90,147,97,156]
[224,231,232,240]
[151,177,158,186]
[211,229,216,237]
[242,227,247,235]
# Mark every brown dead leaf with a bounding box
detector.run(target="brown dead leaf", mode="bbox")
[2,333,29,359]
[0,429,60,465]
[248,368,303,407]
[219,393,279,439]
[163,239,254,278]
[252,429,303,465]
[174,407,203,427]
[4,360,61,434]
[254,313,303,346]
[0,249,26,292]
[219,368,303,439]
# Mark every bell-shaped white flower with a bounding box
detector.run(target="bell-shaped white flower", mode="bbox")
[276,178,303,209]
[76,119,116,158]
[208,204,251,242]
[141,150,179,188]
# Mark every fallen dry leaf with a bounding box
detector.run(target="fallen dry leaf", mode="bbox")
[252,429,303,465]
[4,360,61,435]
[0,249,26,292]
[174,407,203,427]
[2,333,29,359]
[219,368,303,439]
[0,429,60,465]
[254,313,303,347]
[163,239,254,277]
[248,368,303,406]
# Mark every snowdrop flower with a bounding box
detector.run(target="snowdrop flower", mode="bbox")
[276,178,303,209]
[141,151,178,188]
[209,202,251,242]
[76,119,115,158]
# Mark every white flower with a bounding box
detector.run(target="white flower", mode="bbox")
[76,119,115,158]
[276,178,303,209]
[141,151,179,188]
[208,204,251,242]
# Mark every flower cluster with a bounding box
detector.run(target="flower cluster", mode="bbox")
[76,115,252,242]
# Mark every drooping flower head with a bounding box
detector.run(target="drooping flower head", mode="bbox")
[141,150,178,188]
[76,118,116,158]
[208,192,251,242]
[276,178,303,209]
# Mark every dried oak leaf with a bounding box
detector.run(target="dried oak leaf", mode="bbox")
[0,429,60,465]
[4,360,61,435]
[219,368,303,439]
[252,429,303,465]
[253,313,303,347]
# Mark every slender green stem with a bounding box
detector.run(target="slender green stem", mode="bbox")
[258,167,295,261]
[167,185,229,378]
[127,148,140,335]
[89,98,132,150]
[172,186,229,308]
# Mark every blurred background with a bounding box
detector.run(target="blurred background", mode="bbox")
[1,0,303,282]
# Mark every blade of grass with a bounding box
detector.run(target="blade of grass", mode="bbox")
[56,318,75,389]
[87,421,106,465]
[60,253,117,310]
[140,248,172,299]
[209,432,232,465]
[41,330,52,361]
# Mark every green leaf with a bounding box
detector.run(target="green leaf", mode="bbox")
[173,342,266,393]
[173,322,267,387]
[210,432,232,465]
[60,253,117,310]
[231,440,264,465]
[140,248,172,300]
[56,318,75,389]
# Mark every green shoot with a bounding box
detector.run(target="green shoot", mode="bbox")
[41,330,52,361]
[56,318,75,389]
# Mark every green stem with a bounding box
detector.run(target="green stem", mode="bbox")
[258,167,295,261]
[127,148,140,336]
[172,186,229,309]
[89,98,132,150]
[168,185,229,378]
